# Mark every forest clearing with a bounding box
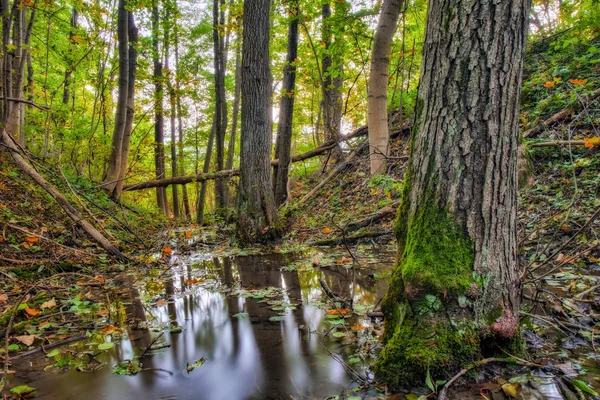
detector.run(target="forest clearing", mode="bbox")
[1,0,600,398]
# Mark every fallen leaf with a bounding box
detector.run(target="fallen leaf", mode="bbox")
[184,278,205,285]
[185,231,192,238]
[40,298,56,309]
[569,78,585,85]
[162,247,173,256]
[24,307,40,317]
[501,382,521,398]
[543,81,555,88]
[100,325,118,335]
[14,335,36,346]
[583,137,600,149]
[326,308,350,315]
[156,299,168,306]
[24,236,39,244]
[0,294,7,304]
[322,227,333,234]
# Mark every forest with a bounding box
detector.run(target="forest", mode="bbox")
[0,0,599,398]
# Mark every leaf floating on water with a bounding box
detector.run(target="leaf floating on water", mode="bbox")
[170,326,183,334]
[269,315,285,322]
[113,359,142,376]
[100,325,118,335]
[186,357,206,372]
[45,349,60,358]
[10,385,36,396]
[232,312,249,319]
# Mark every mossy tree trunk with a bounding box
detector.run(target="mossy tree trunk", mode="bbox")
[237,0,278,243]
[375,0,529,391]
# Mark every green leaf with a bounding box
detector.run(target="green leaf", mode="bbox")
[46,348,60,357]
[7,344,20,351]
[425,367,436,392]
[332,331,347,338]
[98,342,115,351]
[10,385,35,395]
[232,312,249,319]
[269,315,285,322]
[572,379,599,396]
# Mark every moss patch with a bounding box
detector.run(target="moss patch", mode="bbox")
[400,203,474,295]
[374,321,480,392]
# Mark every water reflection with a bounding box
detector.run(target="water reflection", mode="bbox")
[9,250,394,400]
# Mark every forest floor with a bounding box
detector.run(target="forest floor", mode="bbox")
[1,33,600,399]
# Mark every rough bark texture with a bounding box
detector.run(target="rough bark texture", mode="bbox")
[165,9,179,218]
[196,120,215,225]
[273,3,299,207]
[152,0,169,216]
[175,28,191,219]
[374,0,529,391]
[224,36,241,205]
[62,8,78,105]
[367,0,402,175]
[103,0,129,196]
[237,0,278,243]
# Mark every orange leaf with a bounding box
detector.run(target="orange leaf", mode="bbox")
[162,246,173,256]
[24,307,40,317]
[583,137,600,149]
[185,231,192,238]
[156,299,168,306]
[543,81,555,88]
[326,308,350,315]
[24,236,39,244]
[351,323,365,330]
[100,325,118,335]
[569,78,585,85]
[322,227,333,234]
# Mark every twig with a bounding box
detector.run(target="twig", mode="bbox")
[138,332,165,359]
[3,223,93,256]
[8,335,86,361]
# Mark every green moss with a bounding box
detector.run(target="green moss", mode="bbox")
[400,203,474,294]
[374,321,480,392]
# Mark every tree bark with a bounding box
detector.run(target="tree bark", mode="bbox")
[374,0,529,391]
[174,22,191,219]
[196,120,215,225]
[62,8,78,105]
[165,7,179,218]
[152,0,169,216]
[367,0,402,175]
[224,34,241,204]
[237,0,278,242]
[102,0,129,197]
[272,2,299,207]
[213,0,228,209]
[114,10,138,201]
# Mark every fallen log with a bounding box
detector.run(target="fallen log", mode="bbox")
[123,124,413,192]
[523,88,600,138]
[308,230,392,246]
[528,140,588,148]
[345,201,400,232]
[0,129,129,262]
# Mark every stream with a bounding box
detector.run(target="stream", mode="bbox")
[7,246,395,399]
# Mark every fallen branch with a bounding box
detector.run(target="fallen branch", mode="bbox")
[344,201,400,232]
[529,140,588,148]
[309,230,392,246]
[8,335,87,361]
[0,129,129,262]
[523,88,600,138]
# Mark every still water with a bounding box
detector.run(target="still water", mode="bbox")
[9,249,395,399]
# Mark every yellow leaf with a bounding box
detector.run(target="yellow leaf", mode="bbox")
[40,298,56,309]
[502,382,521,398]
[584,137,600,149]
[543,81,555,88]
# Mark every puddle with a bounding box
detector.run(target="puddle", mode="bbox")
[7,248,395,399]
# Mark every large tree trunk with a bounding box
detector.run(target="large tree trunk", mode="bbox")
[152,0,169,216]
[374,0,529,392]
[237,0,278,243]
[367,0,402,175]
[272,2,299,207]
[213,0,228,210]
[114,10,138,201]
[102,0,129,197]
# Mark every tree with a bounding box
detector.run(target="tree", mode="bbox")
[272,1,299,207]
[152,0,169,216]
[237,0,278,242]
[374,0,529,391]
[367,0,402,175]
[165,4,180,218]
[213,0,228,210]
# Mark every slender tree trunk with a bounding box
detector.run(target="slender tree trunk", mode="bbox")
[174,24,191,219]
[237,0,278,243]
[225,35,241,203]
[152,0,169,216]
[103,0,129,196]
[273,2,299,207]
[196,120,215,225]
[63,8,78,105]
[114,10,138,201]
[213,0,228,209]
[374,0,530,391]
[367,0,402,175]
[164,8,180,218]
